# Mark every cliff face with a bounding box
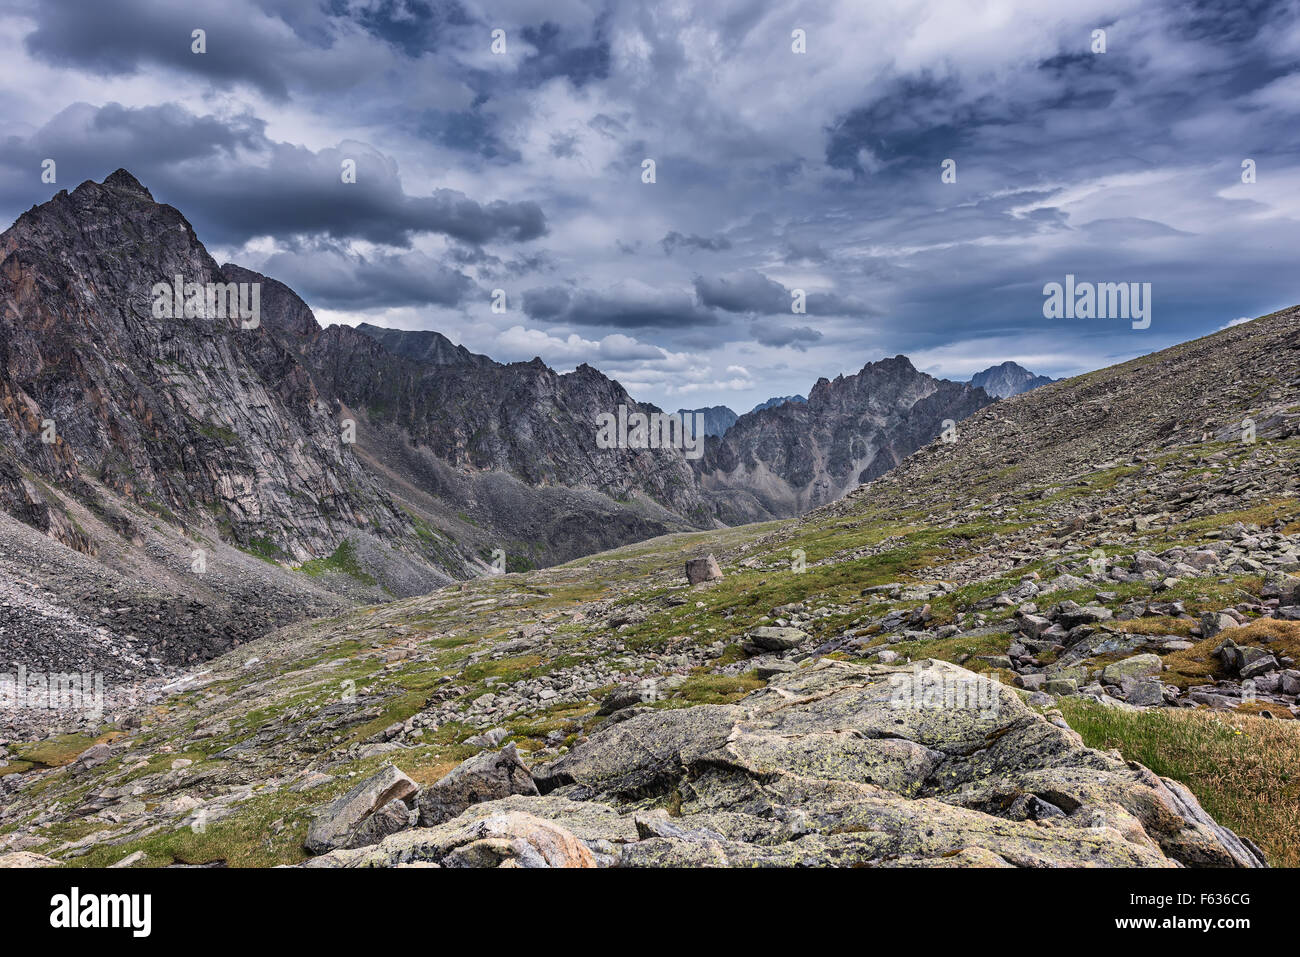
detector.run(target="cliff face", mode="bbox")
[307,328,707,518]
[696,356,993,521]
[0,170,437,569]
[291,318,715,568]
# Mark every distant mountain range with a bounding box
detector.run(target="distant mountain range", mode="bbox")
[969,361,1057,398]
[695,357,991,522]
[750,394,807,413]
[676,396,809,439]
[679,365,1054,445]
[673,405,739,439]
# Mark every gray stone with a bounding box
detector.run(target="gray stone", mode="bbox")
[1238,649,1279,680]
[744,626,809,652]
[685,554,723,585]
[1200,612,1237,639]
[305,764,418,854]
[751,659,798,678]
[1017,673,1047,692]
[1102,654,1163,685]
[1279,670,1300,696]
[1121,679,1165,707]
[346,798,414,849]
[72,743,112,770]
[417,743,539,827]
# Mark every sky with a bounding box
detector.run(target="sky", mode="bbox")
[2,0,1298,412]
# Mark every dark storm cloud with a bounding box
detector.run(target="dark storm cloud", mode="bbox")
[0,103,545,248]
[824,75,970,177]
[517,21,611,89]
[0,103,265,177]
[257,241,477,309]
[751,320,823,351]
[445,243,554,282]
[419,107,522,162]
[5,0,1300,407]
[693,271,787,313]
[661,231,732,255]
[781,237,829,264]
[522,285,717,329]
[346,0,474,57]
[694,272,873,317]
[21,0,326,98]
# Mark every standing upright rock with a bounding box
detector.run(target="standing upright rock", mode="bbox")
[685,554,724,585]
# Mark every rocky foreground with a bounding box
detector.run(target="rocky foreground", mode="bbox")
[1,307,1298,868]
[301,658,1262,868]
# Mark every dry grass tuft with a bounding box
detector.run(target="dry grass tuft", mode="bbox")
[1060,699,1300,866]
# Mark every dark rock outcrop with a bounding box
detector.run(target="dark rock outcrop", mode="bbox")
[696,356,993,520]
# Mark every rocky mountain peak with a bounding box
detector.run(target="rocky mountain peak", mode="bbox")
[970,360,1056,399]
[100,168,154,200]
[697,355,993,520]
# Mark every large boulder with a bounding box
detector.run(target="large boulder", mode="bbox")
[303,660,1265,869]
[685,554,723,585]
[304,764,418,854]
[1101,654,1163,685]
[347,798,415,850]
[417,744,539,826]
[743,626,808,653]
[528,659,1265,868]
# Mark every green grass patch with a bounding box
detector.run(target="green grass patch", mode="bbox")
[1059,698,1300,866]
[298,540,377,586]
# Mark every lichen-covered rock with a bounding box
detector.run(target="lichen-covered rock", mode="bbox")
[519,659,1265,868]
[305,809,595,869]
[304,659,1265,868]
[416,743,539,826]
[304,764,418,854]
[1101,654,1163,685]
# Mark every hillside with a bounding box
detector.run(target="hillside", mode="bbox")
[3,306,1296,868]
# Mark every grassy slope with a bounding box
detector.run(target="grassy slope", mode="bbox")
[1060,699,1300,866]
